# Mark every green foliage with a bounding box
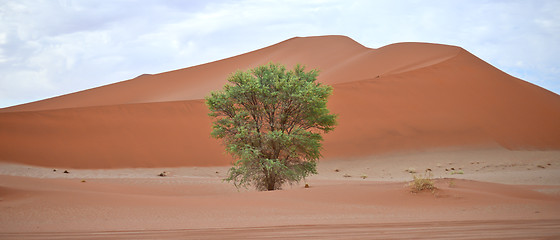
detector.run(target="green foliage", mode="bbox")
[450,170,464,175]
[206,63,337,191]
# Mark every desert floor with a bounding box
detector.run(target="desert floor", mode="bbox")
[1,148,559,239]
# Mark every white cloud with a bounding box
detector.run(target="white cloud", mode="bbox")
[0,0,559,108]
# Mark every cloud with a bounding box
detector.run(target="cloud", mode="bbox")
[0,0,559,108]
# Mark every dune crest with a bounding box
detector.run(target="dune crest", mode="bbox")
[1,35,559,168]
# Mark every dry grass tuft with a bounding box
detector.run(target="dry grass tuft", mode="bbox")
[410,170,436,193]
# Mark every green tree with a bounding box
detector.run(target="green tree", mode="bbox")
[206,63,337,191]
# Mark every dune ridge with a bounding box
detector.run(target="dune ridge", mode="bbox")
[0,36,461,112]
[1,35,560,168]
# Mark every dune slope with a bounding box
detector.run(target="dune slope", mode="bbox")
[1,35,559,168]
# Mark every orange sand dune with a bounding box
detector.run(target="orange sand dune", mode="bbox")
[1,100,228,167]
[1,35,560,168]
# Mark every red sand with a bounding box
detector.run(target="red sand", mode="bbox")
[1,35,559,239]
[0,163,559,239]
[1,35,559,168]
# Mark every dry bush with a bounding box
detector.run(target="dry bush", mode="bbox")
[410,170,436,193]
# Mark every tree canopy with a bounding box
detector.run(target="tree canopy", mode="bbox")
[206,63,337,191]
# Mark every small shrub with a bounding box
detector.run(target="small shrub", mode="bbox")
[450,170,464,175]
[410,170,436,193]
[360,174,368,179]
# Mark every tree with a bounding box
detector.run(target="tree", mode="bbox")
[206,63,337,191]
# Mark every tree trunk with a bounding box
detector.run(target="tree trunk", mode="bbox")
[267,183,275,191]
[266,175,276,191]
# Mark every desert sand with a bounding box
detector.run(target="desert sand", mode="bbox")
[0,149,559,239]
[1,35,560,239]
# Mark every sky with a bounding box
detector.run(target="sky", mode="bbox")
[1,0,559,108]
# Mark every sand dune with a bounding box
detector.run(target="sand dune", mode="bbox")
[0,36,369,111]
[1,35,560,168]
[1,35,560,238]
[0,36,460,111]
[0,100,228,168]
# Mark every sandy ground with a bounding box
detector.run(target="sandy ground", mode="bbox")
[1,148,559,239]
